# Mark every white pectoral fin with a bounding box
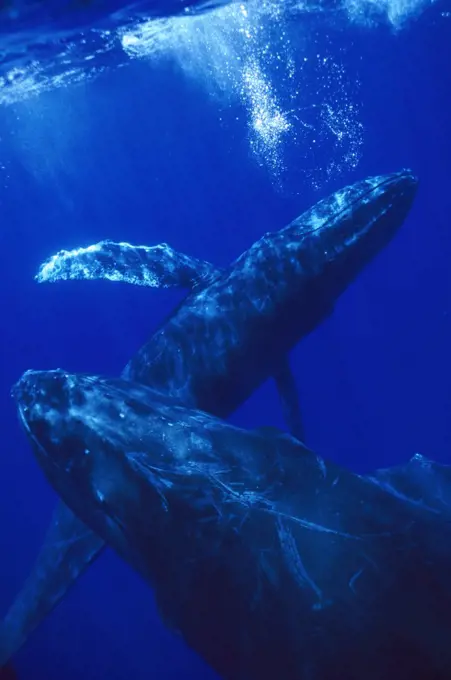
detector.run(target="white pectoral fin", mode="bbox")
[36,240,222,289]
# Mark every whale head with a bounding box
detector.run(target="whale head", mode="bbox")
[12,370,285,552]
[11,369,144,544]
[279,169,418,296]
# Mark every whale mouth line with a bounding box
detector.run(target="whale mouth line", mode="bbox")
[331,170,415,221]
[353,170,414,203]
[15,400,56,469]
[16,402,31,435]
[296,170,416,241]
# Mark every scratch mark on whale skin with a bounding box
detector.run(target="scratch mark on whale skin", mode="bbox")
[276,517,323,606]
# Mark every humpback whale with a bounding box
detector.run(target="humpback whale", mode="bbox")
[12,369,451,680]
[0,171,418,666]
[38,170,417,428]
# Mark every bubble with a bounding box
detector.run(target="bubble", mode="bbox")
[121,1,364,185]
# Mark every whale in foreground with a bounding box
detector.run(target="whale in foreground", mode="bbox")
[0,171,418,666]
[13,369,451,680]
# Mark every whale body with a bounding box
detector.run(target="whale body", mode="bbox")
[0,171,418,666]
[13,369,451,680]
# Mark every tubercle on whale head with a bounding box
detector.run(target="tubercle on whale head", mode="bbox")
[283,169,418,278]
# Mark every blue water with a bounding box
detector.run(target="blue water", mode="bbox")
[0,0,450,678]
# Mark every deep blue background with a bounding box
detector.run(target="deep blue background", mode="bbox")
[0,5,450,679]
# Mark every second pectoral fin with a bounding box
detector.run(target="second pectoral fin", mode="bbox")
[0,501,105,667]
[273,356,305,444]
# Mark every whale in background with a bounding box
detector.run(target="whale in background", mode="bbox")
[13,368,451,680]
[0,171,418,667]
[38,170,418,436]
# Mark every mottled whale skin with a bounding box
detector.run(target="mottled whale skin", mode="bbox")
[125,172,418,417]
[39,171,418,424]
[14,370,451,680]
[0,171,417,666]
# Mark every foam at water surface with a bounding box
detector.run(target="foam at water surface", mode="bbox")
[118,0,365,183]
[0,0,437,106]
[0,0,440,183]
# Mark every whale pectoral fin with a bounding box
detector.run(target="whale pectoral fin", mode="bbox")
[253,425,287,437]
[252,425,310,451]
[273,356,305,443]
[36,240,222,290]
[0,501,105,666]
